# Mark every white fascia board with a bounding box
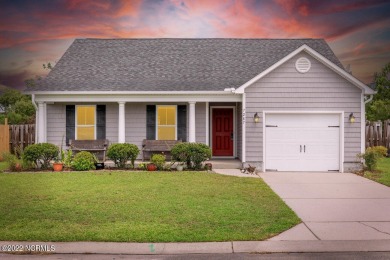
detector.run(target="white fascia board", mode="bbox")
[33,93,242,103]
[27,91,229,95]
[235,44,376,95]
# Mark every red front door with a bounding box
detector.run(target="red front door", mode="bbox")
[212,108,233,156]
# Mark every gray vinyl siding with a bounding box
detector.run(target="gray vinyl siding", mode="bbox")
[46,104,66,149]
[47,103,118,149]
[245,52,362,164]
[106,103,118,144]
[47,102,208,159]
[196,102,206,144]
[125,103,146,149]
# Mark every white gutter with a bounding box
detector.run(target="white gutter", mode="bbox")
[26,90,231,95]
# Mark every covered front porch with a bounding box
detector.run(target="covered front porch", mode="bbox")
[33,92,245,161]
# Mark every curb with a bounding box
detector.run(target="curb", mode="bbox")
[1,240,390,255]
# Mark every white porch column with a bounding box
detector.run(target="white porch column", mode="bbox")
[188,101,196,142]
[242,93,246,164]
[205,102,209,145]
[118,102,126,143]
[37,101,46,143]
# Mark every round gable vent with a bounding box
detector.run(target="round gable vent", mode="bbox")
[295,57,311,73]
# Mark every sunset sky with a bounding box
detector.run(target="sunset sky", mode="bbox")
[1,0,389,90]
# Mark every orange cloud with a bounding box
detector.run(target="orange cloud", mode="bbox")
[170,0,268,37]
[1,0,389,88]
[213,1,268,37]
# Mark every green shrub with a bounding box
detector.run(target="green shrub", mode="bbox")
[23,143,59,169]
[171,142,190,165]
[171,142,211,170]
[151,154,166,170]
[358,146,388,171]
[137,163,147,170]
[2,152,21,172]
[63,149,73,169]
[107,143,140,168]
[188,143,212,170]
[72,151,96,171]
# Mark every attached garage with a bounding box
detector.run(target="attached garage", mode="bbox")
[264,112,343,172]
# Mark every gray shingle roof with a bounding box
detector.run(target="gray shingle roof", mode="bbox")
[32,38,344,92]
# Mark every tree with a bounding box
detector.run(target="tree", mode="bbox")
[366,62,390,121]
[24,62,53,90]
[0,89,35,124]
[366,100,390,121]
[0,62,53,124]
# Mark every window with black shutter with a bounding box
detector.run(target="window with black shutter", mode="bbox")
[177,105,187,142]
[66,105,106,144]
[146,105,156,140]
[66,105,75,145]
[146,105,187,141]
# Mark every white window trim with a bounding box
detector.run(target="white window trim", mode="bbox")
[156,105,178,140]
[75,105,97,140]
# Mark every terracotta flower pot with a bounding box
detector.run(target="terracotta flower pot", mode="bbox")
[14,163,22,172]
[53,162,64,172]
[147,163,157,171]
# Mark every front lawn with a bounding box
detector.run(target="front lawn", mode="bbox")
[364,158,390,187]
[0,171,299,242]
[0,161,7,172]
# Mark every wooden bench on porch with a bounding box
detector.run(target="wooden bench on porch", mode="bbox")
[69,139,109,162]
[142,139,182,161]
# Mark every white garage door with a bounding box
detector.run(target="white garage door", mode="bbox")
[265,113,340,172]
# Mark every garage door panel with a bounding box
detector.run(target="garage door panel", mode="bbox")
[265,113,340,172]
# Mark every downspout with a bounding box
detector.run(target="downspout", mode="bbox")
[31,94,38,143]
[364,94,374,104]
[31,94,38,109]
[360,94,374,155]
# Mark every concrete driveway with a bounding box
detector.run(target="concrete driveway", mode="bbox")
[260,172,390,241]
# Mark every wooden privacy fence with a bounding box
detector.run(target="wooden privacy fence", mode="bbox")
[366,120,390,150]
[8,124,35,154]
[0,119,10,160]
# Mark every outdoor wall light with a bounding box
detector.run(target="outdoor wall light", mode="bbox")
[254,113,260,123]
[349,113,355,123]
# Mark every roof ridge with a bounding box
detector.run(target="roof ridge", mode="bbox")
[75,38,323,41]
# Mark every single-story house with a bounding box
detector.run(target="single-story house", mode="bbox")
[26,38,375,172]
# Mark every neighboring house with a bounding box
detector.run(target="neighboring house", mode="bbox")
[26,38,375,172]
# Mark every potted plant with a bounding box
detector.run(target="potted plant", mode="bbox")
[151,154,166,171]
[171,143,189,171]
[53,153,64,172]
[53,136,65,172]
[92,154,104,170]
[147,163,157,171]
[176,163,184,171]
[62,149,73,170]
